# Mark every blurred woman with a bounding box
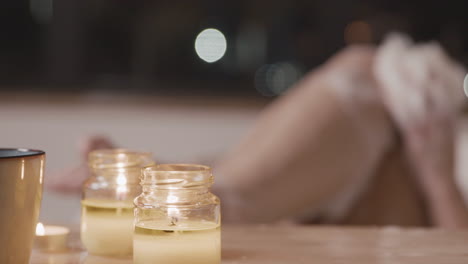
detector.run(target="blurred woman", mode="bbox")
[47,35,468,228]
[216,35,468,228]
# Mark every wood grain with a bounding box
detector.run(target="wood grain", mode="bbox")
[30,225,468,264]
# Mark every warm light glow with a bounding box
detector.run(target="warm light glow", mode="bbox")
[116,174,127,185]
[344,21,373,44]
[167,195,179,203]
[116,173,128,199]
[39,159,44,184]
[116,185,128,196]
[20,160,25,180]
[116,153,128,168]
[36,222,45,236]
[195,28,227,63]
[167,207,180,218]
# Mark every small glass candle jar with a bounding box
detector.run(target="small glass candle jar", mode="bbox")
[133,164,221,264]
[81,149,153,257]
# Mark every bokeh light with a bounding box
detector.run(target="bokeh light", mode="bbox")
[30,0,53,24]
[195,28,227,63]
[344,21,373,44]
[36,222,45,236]
[255,62,302,96]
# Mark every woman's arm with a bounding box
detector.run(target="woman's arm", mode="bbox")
[375,34,468,229]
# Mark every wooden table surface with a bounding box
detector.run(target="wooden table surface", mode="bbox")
[31,225,468,264]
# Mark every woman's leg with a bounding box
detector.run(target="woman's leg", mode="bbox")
[215,46,396,223]
[342,144,428,227]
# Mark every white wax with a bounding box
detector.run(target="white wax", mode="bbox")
[81,199,134,257]
[133,221,221,264]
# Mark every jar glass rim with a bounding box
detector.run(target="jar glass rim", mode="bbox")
[141,164,213,187]
[143,164,211,173]
[89,148,153,169]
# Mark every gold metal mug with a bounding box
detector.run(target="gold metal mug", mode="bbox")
[0,149,45,264]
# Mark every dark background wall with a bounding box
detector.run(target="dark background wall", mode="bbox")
[0,0,466,96]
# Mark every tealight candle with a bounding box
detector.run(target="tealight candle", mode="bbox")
[34,222,70,252]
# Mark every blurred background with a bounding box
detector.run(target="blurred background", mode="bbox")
[1,0,467,224]
[1,0,467,95]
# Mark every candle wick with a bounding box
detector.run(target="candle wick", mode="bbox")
[170,217,178,226]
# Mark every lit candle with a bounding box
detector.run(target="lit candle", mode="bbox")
[34,222,69,252]
[81,149,153,257]
[133,164,221,264]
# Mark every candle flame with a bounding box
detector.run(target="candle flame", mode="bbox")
[36,222,45,236]
[167,207,180,217]
[116,173,128,199]
[116,174,127,185]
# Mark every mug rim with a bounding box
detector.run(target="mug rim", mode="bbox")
[0,148,45,159]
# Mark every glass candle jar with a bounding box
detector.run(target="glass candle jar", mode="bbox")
[133,164,221,264]
[81,149,153,257]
